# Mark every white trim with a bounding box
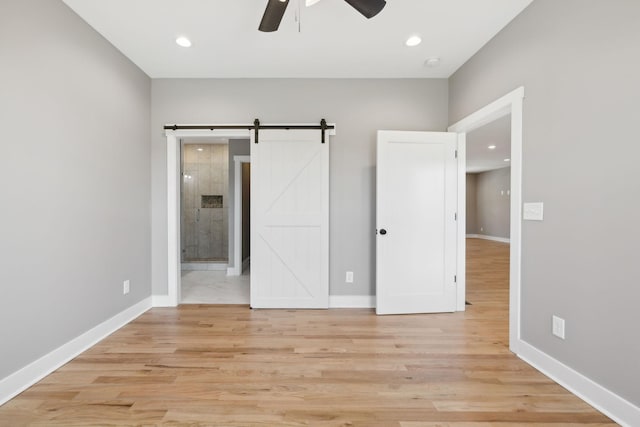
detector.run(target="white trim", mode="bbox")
[166,128,251,139]
[517,341,640,427]
[231,155,251,276]
[329,295,376,308]
[466,234,511,243]
[0,298,151,406]
[167,134,180,307]
[182,262,227,271]
[151,295,174,307]
[456,133,466,312]
[448,86,524,354]
[165,125,335,307]
[448,87,524,134]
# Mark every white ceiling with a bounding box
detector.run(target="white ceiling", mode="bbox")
[62,0,532,78]
[466,115,511,173]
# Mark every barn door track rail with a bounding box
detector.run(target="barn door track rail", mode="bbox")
[164,119,333,144]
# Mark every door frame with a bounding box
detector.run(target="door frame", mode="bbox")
[448,86,524,353]
[164,125,335,307]
[228,155,251,276]
[165,128,251,307]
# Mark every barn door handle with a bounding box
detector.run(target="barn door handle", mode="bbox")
[379,229,387,235]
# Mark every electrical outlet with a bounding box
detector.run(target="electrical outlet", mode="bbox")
[480,227,484,232]
[345,271,354,283]
[552,315,565,339]
[123,280,130,295]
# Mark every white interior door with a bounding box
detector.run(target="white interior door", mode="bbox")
[250,129,329,308]
[376,131,458,315]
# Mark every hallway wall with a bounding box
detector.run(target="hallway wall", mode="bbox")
[467,168,511,239]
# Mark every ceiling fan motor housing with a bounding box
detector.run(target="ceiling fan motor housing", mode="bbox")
[344,0,387,19]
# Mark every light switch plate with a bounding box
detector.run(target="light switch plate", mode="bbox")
[523,202,544,221]
[552,315,565,339]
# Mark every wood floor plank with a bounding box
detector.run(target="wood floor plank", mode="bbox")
[0,239,616,426]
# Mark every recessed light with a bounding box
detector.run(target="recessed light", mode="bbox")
[504,158,511,162]
[196,147,203,152]
[423,57,441,68]
[405,35,422,47]
[176,36,192,48]
[488,145,496,150]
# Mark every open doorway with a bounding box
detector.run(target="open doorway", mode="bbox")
[179,138,250,304]
[448,87,523,353]
[465,115,511,344]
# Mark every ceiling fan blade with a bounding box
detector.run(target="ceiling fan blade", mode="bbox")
[259,0,290,32]
[344,0,386,19]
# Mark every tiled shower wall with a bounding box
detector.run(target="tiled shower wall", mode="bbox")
[181,143,229,262]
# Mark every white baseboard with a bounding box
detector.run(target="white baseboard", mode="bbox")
[517,340,640,427]
[228,258,250,276]
[182,262,228,271]
[467,233,510,243]
[0,297,152,407]
[152,295,176,307]
[329,295,376,308]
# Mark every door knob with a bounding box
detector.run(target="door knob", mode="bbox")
[379,229,387,235]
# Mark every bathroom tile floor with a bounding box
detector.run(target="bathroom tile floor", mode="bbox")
[180,268,250,304]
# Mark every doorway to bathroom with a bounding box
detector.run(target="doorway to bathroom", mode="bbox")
[180,138,250,304]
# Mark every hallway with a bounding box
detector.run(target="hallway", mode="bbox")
[465,237,511,345]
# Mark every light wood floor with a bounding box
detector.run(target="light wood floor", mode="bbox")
[0,239,614,426]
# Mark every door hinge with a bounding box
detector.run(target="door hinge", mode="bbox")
[454,212,457,221]
[454,275,457,283]
[455,150,458,159]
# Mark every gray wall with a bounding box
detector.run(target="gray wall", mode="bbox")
[465,174,478,234]
[152,79,448,296]
[227,139,251,268]
[472,168,511,239]
[0,0,151,379]
[450,0,640,405]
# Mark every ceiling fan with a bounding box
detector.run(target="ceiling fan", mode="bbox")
[258,0,387,32]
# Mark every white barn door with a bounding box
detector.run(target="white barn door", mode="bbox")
[376,131,458,315]
[250,129,329,308]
